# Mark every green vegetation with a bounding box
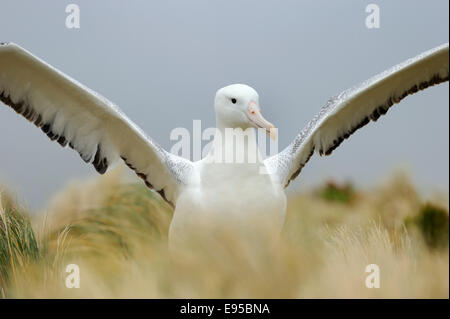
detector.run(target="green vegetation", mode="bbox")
[0,194,41,293]
[317,181,355,204]
[415,203,449,249]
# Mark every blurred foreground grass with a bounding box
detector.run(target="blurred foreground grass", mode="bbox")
[0,167,448,298]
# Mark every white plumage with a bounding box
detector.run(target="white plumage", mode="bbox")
[0,42,448,250]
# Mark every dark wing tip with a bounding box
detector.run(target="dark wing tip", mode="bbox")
[0,90,111,175]
[92,145,108,174]
[120,156,175,208]
[321,72,449,157]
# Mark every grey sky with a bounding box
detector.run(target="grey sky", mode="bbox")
[0,0,448,212]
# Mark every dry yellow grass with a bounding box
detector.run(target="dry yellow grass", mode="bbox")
[0,166,448,298]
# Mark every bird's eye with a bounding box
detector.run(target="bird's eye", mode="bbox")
[231,98,237,104]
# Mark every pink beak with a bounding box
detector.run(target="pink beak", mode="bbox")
[246,101,276,140]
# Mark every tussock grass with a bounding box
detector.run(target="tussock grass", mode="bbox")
[0,167,448,298]
[0,193,41,295]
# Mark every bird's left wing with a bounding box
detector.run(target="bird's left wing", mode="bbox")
[265,43,449,188]
[0,42,193,207]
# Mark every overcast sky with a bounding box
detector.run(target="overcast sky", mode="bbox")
[0,1,448,212]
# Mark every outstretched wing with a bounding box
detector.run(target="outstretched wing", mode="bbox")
[0,42,192,207]
[265,43,449,188]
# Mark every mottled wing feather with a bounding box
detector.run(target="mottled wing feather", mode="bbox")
[0,42,192,207]
[265,43,449,188]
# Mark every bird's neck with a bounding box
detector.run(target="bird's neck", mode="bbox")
[206,122,263,165]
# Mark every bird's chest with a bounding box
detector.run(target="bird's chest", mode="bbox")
[169,162,287,248]
[192,163,284,215]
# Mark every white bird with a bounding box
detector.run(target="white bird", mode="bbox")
[0,42,448,251]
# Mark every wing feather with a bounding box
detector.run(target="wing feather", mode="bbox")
[265,43,449,187]
[0,42,192,206]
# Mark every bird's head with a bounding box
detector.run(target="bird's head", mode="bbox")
[214,84,276,140]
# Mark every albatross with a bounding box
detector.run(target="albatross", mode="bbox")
[0,42,448,250]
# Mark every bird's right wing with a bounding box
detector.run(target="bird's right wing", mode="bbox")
[0,42,193,207]
[265,43,449,188]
